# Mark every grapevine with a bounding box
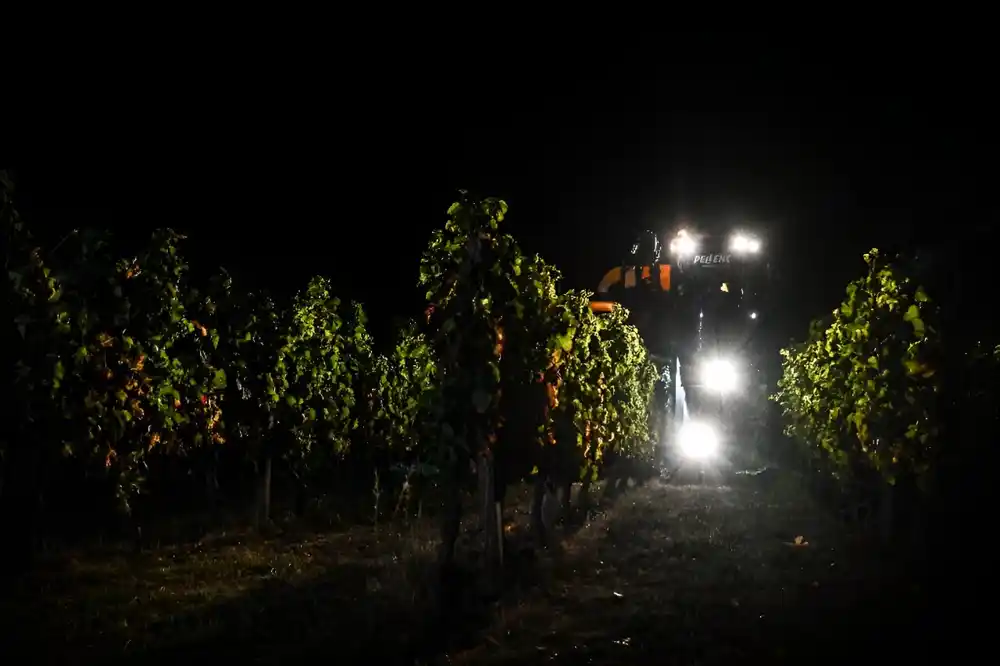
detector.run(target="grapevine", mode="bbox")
[276,276,357,473]
[4,171,661,559]
[772,248,941,486]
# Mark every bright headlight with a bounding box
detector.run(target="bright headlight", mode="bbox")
[701,358,738,394]
[730,233,761,254]
[669,229,697,257]
[678,420,719,460]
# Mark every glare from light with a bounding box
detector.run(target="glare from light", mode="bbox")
[730,233,761,254]
[678,420,719,460]
[669,229,698,256]
[749,311,758,320]
[701,357,738,394]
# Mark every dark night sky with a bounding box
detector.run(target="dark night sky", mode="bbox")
[9,34,996,348]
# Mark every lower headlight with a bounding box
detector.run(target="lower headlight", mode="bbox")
[678,420,719,460]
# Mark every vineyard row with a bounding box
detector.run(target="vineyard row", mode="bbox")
[772,247,999,499]
[2,178,662,551]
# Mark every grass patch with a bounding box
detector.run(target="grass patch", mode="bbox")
[2,518,445,663]
[1,473,929,665]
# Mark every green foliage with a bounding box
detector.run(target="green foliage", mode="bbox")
[4,172,68,475]
[418,193,659,482]
[3,166,228,512]
[368,323,438,456]
[547,297,657,482]
[497,255,576,480]
[3,172,658,525]
[73,229,228,507]
[772,248,941,486]
[275,276,357,471]
[602,304,658,463]
[543,292,605,479]
[618,363,658,461]
[419,194,518,464]
[198,270,284,459]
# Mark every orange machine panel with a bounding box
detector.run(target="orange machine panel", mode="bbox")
[657,264,671,291]
[589,300,617,313]
[597,265,670,293]
[597,267,623,293]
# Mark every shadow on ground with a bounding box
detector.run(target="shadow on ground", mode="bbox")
[3,473,942,665]
[447,475,935,665]
[1,485,547,665]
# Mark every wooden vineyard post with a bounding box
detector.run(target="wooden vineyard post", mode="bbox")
[478,451,503,594]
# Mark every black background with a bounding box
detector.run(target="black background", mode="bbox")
[9,32,995,349]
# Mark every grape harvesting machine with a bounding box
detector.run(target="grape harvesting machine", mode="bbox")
[590,227,772,479]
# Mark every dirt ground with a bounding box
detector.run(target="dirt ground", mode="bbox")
[447,471,932,664]
[1,470,934,665]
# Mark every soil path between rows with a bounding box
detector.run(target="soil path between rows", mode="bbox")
[446,474,929,664]
[3,473,934,665]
